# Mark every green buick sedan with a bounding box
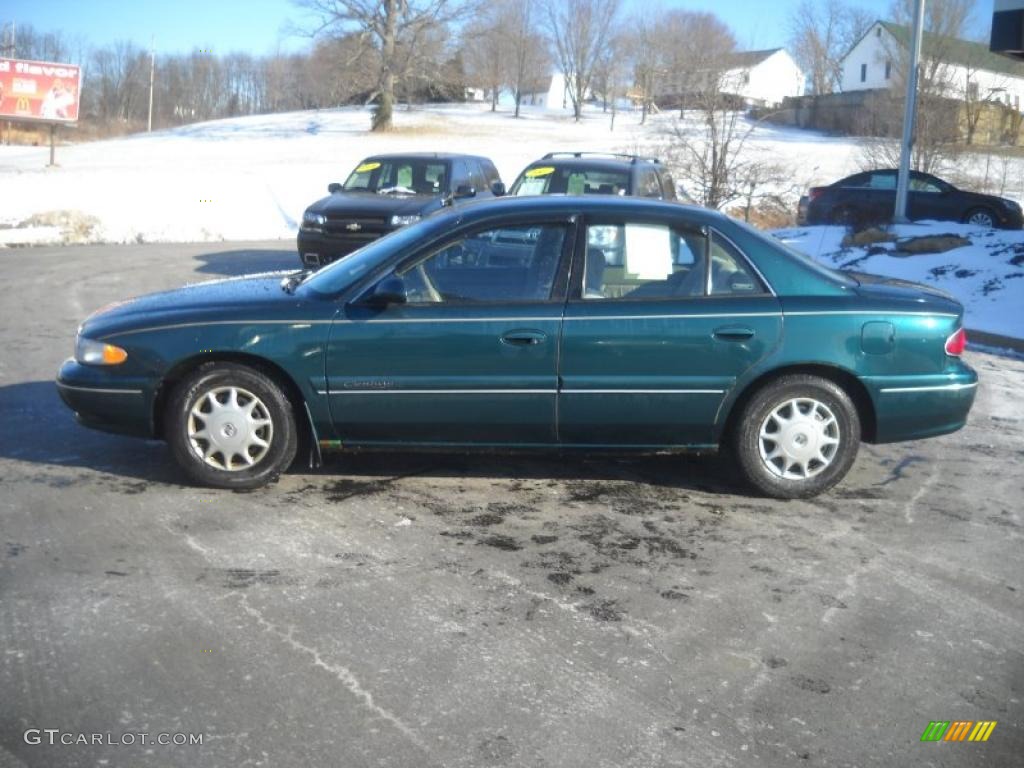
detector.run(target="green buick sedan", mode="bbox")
[57,196,977,498]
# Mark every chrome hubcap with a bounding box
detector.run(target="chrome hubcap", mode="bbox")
[758,398,840,480]
[968,212,993,227]
[187,386,273,472]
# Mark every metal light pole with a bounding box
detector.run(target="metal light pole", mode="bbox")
[147,37,155,132]
[894,0,926,223]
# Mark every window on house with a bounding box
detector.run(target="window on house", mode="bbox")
[876,26,881,37]
[860,64,867,83]
[885,61,892,79]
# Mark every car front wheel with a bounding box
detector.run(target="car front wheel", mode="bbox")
[964,208,995,228]
[167,362,298,489]
[732,375,860,499]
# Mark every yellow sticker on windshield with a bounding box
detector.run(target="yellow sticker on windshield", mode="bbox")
[355,161,381,173]
[525,166,555,177]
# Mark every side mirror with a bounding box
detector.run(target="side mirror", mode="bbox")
[328,182,342,194]
[491,181,506,197]
[454,184,477,199]
[365,276,407,306]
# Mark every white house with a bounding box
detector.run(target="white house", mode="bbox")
[718,48,806,107]
[840,20,1024,112]
[520,72,575,110]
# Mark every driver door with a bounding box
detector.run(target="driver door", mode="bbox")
[325,219,575,445]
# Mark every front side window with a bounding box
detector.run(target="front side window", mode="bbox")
[343,159,448,196]
[909,176,943,193]
[638,170,663,198]
[397,223,567,304]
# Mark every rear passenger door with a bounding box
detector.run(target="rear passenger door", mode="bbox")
[558,214,781,446]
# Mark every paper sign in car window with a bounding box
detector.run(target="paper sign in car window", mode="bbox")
[525,166,555,178]
[567,173,586,195]
[515,177,549,196]
[356,161,381,173]
[625,224,673,280]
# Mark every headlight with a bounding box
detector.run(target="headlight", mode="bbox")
[302,211,326,230]
[75,337,128,365]
[390,214,421,227]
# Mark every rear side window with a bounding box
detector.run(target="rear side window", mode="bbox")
[660,172,677,200]
[709,234,767,295]
[867,172,896,190]
[581,223,766,300]
[638,169,663,198]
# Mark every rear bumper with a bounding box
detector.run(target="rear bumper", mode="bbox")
[296,228,389,268]
[56,359,155,438]
[865,364,978,443]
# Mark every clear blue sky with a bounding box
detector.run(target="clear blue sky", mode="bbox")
[0,0,995,57]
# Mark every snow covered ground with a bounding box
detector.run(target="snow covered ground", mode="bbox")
[774,222,1024,340]
[1,102,1021,340]
[0,103,862,245]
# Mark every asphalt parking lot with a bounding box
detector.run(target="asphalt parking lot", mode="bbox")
[1,241,1022,767]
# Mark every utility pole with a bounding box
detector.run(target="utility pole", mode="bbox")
[894,0,926,224]
[147,36,155,132]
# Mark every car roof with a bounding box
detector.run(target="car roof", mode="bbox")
[518,157,661,176]
[444,194,718,225]
[362,152,489,162]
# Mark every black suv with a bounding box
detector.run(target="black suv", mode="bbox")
[798,169,1023,229]
[508,152,690,202]
[298,153,505,267]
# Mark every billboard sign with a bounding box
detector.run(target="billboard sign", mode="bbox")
[0,57,82,124]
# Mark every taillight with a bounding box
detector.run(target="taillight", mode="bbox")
[808,186,825,202]
[945,328,966,356]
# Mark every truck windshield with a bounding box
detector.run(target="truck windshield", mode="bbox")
[343,159,449,196]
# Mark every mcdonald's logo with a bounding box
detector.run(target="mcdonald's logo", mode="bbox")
[15,96,31,114]
[921,720,997,742]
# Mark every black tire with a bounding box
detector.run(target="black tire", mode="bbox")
[166,362,298,490]
[963,207,996,228]
[732,375,861,499]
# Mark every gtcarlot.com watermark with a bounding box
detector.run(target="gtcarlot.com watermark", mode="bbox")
[24,729,203,746]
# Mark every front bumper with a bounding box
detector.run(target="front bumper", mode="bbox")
[296,228,390,268]
[866,363,978,443]
[56,359,156,438]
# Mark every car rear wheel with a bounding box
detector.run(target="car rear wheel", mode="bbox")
[964,208,996,228]
[732,375,860,499]
[167,362,298,489]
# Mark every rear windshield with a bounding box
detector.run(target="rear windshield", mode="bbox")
[512,166,630,196]
[344,159,448,196]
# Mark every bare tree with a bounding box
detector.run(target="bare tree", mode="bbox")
[504,0,550,118]
[462,3,509,110]
[788,0,872,95]
[546,0,619,121]
[296,0,471,131]
[660,20,766,210]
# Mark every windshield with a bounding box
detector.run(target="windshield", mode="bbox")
[512,166,630,196]
[343,158,449,196]
[301,215,453,295]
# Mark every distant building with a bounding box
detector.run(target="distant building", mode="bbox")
[840,20,1024,112]
[519,72,593,111]
[717,48,806,107]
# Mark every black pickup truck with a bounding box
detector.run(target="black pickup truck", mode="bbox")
[297,153,505,267]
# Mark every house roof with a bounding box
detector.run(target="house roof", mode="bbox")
[875,20,1024,79]
[725,48,783,69]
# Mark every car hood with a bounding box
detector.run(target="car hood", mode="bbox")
[848,271,962,314]
[80,272,317,339]
[308,192,441,218]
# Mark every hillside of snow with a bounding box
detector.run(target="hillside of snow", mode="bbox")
[1,103,1021,341]
[0,103,862,245]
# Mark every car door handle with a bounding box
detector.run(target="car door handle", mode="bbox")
[500,330,547,346]
[713,326,755,341]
